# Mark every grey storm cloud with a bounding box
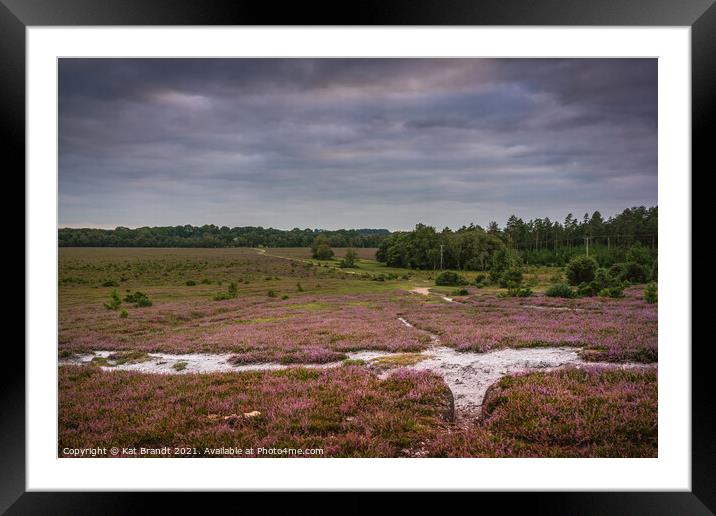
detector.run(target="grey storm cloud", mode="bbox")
[58,58,657,230]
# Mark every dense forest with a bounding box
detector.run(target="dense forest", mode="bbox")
[376,206,657,270]
[58,226,390,248]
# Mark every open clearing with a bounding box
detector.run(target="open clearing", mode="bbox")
[59,247,657,457]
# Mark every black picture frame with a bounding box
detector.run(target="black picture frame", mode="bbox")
[6,0,711,512]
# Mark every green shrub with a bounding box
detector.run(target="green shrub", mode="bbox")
[499,287,532,298]
[545,283,575,298]
[339,249,358,268]
[311,235,334,260]
[435,271,469,286]
[212,282,237,301]
[644,282,658,303]
[453,288,469,296]
[576,282,596,297]
[185,280,196,286]
[123,291,153,307]
[474,273,489,288]
[281,295,289,300]
[490,248,521,283]
[200,278,212,284]
[119,309,128,319]
[565,255,598,285]
[651,260,658,282]
[609,263,626,280]
[621,262,650,283]
[593,268,614,289]
[104,289,122,310]
[102,279,119,287]
[296,282,304,292]
[267,289,277,297]
[626,243,653,266]
[598,286,625,298]
[499,267,523,288]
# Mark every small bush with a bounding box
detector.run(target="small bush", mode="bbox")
[626,243,653,266]
[102,279,119,287]
[339,249,358,268]
[474,273,489,288]
[119,309,128,319]
[104,289,122,310]
[609,263,626,280]
[435,271,469,286]
[499,267,523,288]
[621,262,650,284]
[566,255,598,285]
[281,295,289,300]
[124,291,152,307]
[499,287,532,298]
[594,268,615,290]
[598,287,625,298]
[200,278,212,285]
[576,282,597,297]
[296,282,304,292]
[545,283,575,298]
[267,289,277,298]
[644,282,657,303]
[651,260,658,281]
[453,288,469,296]
[212,282,237,301]
[185,280,196,286]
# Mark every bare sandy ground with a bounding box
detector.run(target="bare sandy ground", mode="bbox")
[410,286,454,302]
[61,314,652,422]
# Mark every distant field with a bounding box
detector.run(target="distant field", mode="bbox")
[58,246,657,457]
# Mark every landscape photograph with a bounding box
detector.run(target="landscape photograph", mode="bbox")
[58,58,658,458]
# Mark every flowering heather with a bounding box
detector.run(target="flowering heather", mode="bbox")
[400,286,656,363]
[59,365,452,457]
[482,366,658,457]
[426,367,657,457]
[60,292,430,363]
[59,365,656,458]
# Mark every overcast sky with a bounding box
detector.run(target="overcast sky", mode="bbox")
[59,58,657,231]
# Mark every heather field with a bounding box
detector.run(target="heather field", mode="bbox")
[58,247,658,458]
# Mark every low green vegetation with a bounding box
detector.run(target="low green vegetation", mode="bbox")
[212,281,238,301]
[339,248,358,268]
[565,255,598,285]
[172,361,188,371]
[123,291,153,307]
[311,235,335,260]
[545,283,575,298]
[435,271,468,286]
[644,282,658,303]
[103,289,122,310]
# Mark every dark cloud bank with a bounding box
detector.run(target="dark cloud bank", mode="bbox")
[59,58,657,231]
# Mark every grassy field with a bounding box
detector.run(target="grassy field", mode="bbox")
[58,247,657,457]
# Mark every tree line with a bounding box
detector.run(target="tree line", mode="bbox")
[58,225,390,248]
[375,206,657,270]
[59,206,656,270]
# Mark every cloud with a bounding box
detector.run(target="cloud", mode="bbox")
[58,58,657,230]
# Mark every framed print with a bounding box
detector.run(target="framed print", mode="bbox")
[7,0,712,512]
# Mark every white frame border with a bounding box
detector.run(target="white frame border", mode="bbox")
[27,26,690,491]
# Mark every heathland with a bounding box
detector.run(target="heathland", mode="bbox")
[58,237,657,458]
